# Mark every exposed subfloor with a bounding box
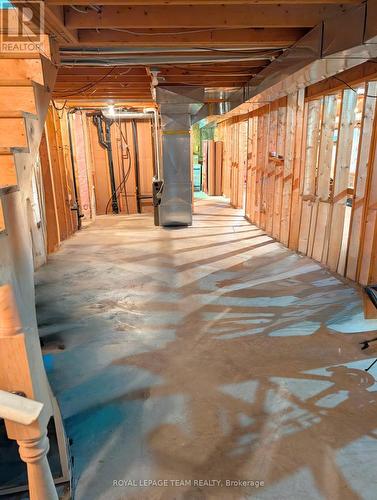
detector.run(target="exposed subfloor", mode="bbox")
[35,197,377,500]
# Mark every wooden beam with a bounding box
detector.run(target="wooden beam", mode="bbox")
[15,3,78,44]
[48,0,361,4]
[44,5,78,44]
[306,61,377,99]
[358,97,377,285]
[160,82,246,87]
[54,80,152,86]
[0,150,17,188]
[65,5,351,29]
[76,27,307,46]
[327,89,358,273]
[57,67,149,76]
[44,107,70,241]
[158,67,261,76]
[0,117,28,148]
[347,82,377,281]
[0,87,36,114]
[56,62,268,77]
[0,59,44,86]
[56,76,248,84]
[55,72,256,82]
[39,130,60,253]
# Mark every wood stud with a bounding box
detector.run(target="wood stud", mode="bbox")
[219,65,377,292]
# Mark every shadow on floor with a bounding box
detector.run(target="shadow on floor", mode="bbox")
[35,198,377,500]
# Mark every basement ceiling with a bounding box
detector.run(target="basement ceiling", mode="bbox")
[41,0,363,101]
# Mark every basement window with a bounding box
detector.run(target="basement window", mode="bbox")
[0,200,5,234]
[348,86,365,190]
[302,98,323,197]
[31,169,42,226]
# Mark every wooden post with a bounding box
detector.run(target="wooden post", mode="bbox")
[298,98,322,254]
[311,93,338,263]
[214,141,223,196]
[327,89,357,273]
[207,140,216,196]
[0,284,58,500]
[347,82,377,281]
[39,130,60,254]
[17,432,58,500]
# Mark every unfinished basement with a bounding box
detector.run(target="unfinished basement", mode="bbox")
[1,1,377,499]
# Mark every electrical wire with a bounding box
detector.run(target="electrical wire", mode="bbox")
[52,99,68,111]
[71,5,89,14]
[51,99,69,120]
[54,68,133,98]
[109,26,270,36]
[332,75,377,99]
[167,64,257,75]
[71,4,101,13]
[54,66,118,97]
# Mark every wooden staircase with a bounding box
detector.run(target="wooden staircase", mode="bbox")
[0,35,69,500]
[0,38,58,234]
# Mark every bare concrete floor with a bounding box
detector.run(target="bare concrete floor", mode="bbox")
[36,198,377,500]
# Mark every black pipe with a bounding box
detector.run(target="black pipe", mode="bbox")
[93,114,107,149]
[67,111,83,230]
[131,119,141,214]
[105,119,119,214]
[93,114,119,214]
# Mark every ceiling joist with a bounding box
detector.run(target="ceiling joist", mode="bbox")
[50,0,362,104]
[75,27,307,47]
[46,0,360,4]
[64,4,352,29]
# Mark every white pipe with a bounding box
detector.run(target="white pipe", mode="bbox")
[144,107,162,180]
[102,110,153,120]
[102,108,162,179]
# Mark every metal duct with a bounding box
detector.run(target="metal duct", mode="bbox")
[61,47,279,55]
[223,0,377,117]
[60,54,275,66]
[156,87,208,226]
[365,0,377,42]
[322,3,366,57]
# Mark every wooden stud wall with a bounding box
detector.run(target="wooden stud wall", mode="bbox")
[39,106,156,254]
[86,115,155,215]
[43,106,77,245]
[220,63,377,287]
[39,130,60,253]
